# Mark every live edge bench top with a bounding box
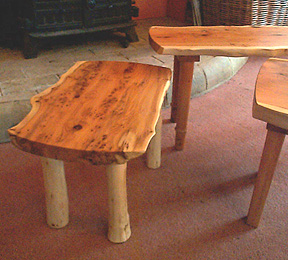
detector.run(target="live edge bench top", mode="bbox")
[8,61,171,165]
[149,26,288,57]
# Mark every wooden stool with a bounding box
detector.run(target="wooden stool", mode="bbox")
[8,61,171,243]
[246,58,288,228]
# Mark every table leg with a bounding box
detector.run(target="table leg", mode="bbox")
[246,125,286,228]
[147,114,162,169]
[107,163,131,243]
[41,157,69,229]
[170,57,180,123]
[174,55,200,150]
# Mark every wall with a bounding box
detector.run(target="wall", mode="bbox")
[167,0,187,22]
[134,0,168,19]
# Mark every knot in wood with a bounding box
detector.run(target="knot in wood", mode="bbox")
[73,124,83,130]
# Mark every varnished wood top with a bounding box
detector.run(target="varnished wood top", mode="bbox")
[149,26,288,57]
[253,58,288,130]
[8,61,171,164]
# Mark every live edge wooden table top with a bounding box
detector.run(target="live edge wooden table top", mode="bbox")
[9,61,171,165]
[149,26,288,150]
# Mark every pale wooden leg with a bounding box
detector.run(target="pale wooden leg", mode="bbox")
[175,55,200,151]
[41,157,69,228]
[246,127,286,228]
[147,114,162,169]
[106,163,131,243]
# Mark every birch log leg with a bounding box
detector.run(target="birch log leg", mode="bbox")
[246,127,285,228]
[175,55,199,151]
[107,163,131,243]
[41,157,69,228]
[147,114,162,169]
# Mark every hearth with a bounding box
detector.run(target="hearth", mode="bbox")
[15,0,139,58]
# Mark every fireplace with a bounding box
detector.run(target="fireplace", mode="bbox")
[15,0,139,58]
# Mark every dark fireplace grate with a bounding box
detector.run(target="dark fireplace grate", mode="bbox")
[84,0,133,27]
[33,0,83,31]
[15,0,139,58]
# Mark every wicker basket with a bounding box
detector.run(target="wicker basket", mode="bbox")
[252,0,288,26]
[201,0,288,26]
[201,0,252,25]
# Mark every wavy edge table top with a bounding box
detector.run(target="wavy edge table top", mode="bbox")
[149,26,288,57]
[8,61,171,164]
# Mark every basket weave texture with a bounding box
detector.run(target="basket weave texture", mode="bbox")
[252,0,288,26]
[201,0,288,26]
[201,0,252,25]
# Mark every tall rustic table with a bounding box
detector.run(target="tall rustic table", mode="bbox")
[149,26,288,150]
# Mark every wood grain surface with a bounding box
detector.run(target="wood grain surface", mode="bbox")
[253,58,288,130]
[149,26,288,57]
[8,61,171,164]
